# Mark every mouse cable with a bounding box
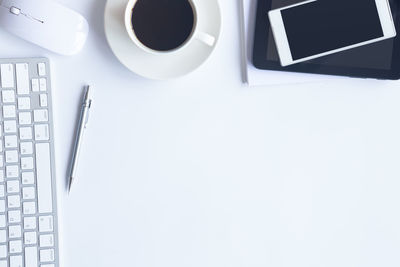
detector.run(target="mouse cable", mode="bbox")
[0,5,44,24]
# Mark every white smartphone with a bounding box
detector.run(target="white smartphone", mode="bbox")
[268,0,397,67]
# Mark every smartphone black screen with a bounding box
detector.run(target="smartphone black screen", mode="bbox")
[281,0,385,60]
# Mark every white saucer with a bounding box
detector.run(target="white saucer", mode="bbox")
[104,0,221,80]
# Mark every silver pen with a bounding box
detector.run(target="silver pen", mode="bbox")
[68,85,93,193]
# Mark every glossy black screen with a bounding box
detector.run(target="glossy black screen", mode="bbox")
[281,0,385,60]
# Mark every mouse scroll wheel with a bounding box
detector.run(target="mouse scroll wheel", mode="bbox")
[9,6,21,15]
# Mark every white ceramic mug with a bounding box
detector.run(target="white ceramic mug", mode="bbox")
[124,0,216,54]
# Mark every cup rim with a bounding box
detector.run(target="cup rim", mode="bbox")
[124,0,198,55]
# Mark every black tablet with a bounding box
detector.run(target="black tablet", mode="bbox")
[253,0,400,79]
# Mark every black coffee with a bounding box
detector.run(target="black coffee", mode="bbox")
[131,0,195,51]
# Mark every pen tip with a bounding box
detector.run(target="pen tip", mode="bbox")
[68,178,73,194]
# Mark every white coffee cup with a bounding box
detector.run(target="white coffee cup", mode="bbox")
[124,0,216,54]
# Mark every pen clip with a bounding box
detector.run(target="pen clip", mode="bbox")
[83,85,92,107]
[84,110,90,128]
[81,85,92,128]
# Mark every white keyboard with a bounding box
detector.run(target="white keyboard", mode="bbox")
[0,58,59,267]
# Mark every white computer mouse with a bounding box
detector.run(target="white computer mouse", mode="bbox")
[0,0,89,55]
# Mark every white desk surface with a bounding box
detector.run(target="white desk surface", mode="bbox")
[2,0,400,266]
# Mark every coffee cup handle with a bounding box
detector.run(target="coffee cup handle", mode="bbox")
[195,32,216,47]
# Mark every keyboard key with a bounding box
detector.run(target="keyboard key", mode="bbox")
[36,144,53,213]
[24,232,37,245]
[7,195,21,208]
[9,240,22,253]
[35,124,50,141]
[39,216,53,232]
[0,245,6,257]
[9,255,22,267]
[20,142,33,155]
[38,62,46,76]
[0,171,3,182]
[25,246,38,267]
[39,78,47,91]
[16,63,29,95]
[18,112,31,125]
[40,94,48,107]
[0,260,6,267]
[0,64,14,88]
[0,156,3,168]
[7,181,20,194]
[2,90,15,103]
[0,186,3,198]
[32,78,39,92]
[23,217,36,230]
[3,105,16,118]
[23,202,36,215]
[5,150,18,163]
[6,165,19,178]
[19,127,32,140]
[40,249,54,262]
[8,210,21,224]
[0,201,4,213]
[18,97,30,109]
[34,109,49,122]
[23,187,35,200]
[4,120,17,133]
[8,225,21,239]
[0,216,5,228]
[21,157,34,170]
[0,230,6,242]
[5,135,17,148]
[22,172,34,185]
[39,234,54,247]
